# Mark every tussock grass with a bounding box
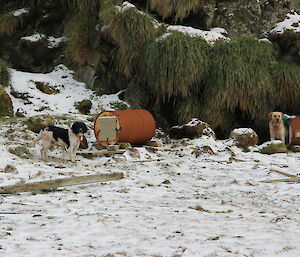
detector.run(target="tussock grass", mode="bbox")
[101,6,155,77]
[149,0,214,21]
[201,36,275,128]
[270,61,300,110]
[0,11,24,36]
[64,16,99,66]
[176,95,202,123]
[143,32,211,101]
[65,0,99,14]
[0,59,11,88]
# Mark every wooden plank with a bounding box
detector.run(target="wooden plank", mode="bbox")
[261,177,300,183]
[79,150,126,158]
[0,172,124,194]
[269,169,297,178]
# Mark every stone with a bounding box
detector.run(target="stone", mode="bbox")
[170,118,216,139]
[34,81,59,94]
[230,128,259,149]
[259,140,288,154]
[76,99,92,114]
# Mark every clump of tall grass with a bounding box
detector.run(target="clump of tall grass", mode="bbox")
[0,59,11,88]
[270,61,300,110]
[143,32,211,102]
[64,15,99,66]
[0,10,26,36]
[201,36,276,128]
[149,0,214,21]
[101,5,155,77]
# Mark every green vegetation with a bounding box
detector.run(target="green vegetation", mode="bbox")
[0,11,25,36]
[200,37,275,129]
[270,61,300,110]
[101,5,155,77]
[65,16,99,66]
[143,32,211,102]
[0,59,11,88]
[149,0,214,21]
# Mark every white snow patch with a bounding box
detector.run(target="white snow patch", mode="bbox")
[12,8,30,17]
[270,11,300,34]
[232,128,256,136]
[166,25,228,43]
[20,33,66,48]
[6,64,128,116]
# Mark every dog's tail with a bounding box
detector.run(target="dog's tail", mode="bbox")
[29,130,44,147]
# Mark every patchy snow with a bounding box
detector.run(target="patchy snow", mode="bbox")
[1,65,300,257]
[258,140,285,149]
[231,128,256,136]
[12,8,30,17]
[167,25,228,43]
[116,1,136,12]
[270,11,300,34]
[6,65,128,117]
[20,33,66,48]
[21,33,45,42]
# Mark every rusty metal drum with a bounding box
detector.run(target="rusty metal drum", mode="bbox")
[94,109,156,146]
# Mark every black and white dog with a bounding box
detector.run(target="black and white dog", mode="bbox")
[30,122,88,162]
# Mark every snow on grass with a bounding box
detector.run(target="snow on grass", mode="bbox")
[166,25,228,43]
[12,8,30,17]
[20,33,67,48]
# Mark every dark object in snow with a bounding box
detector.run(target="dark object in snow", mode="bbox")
[170,118,216,139]
[79,135,88,149]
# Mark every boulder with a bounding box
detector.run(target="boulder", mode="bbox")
[259,140,288,154]
[0,86,13,116]
[76,99,92,114]
[170,118,216,139]
[230,128,259,149]
[34,81,59,94]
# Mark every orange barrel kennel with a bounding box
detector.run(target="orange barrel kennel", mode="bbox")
[94,109,156,146]
[289,116,300,145]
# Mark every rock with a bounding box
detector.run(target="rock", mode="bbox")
[26,115,54,133]
[0,86,13,116]
[76,99,92,114]
[170,118,216,139]
[146,140,162,147]
[259,140,288,154]
[214,0,290,37]
[1,164,18,174]
[34,81,59,94]
[230,128,259,149]
[192,146,215,157]
[119,142,132,149]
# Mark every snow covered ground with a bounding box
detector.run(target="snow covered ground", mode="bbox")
[1,66,300,257]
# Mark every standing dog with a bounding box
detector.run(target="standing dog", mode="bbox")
[30,122,88,162]
[268,112,285,143]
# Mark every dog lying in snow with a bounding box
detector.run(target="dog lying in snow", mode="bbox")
[30,122,88,162]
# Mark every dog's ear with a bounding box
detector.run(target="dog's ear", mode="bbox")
[280,112,284,119]
[268,112,273,120]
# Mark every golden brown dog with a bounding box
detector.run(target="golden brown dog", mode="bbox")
[268,112,285,143]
